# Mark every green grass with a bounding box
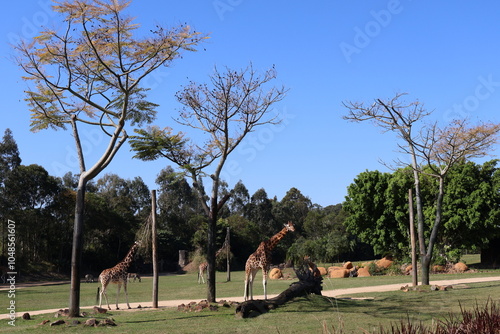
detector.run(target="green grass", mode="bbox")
[1,269,500,333]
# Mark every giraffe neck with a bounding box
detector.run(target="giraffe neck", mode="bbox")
[266,226,289,251]
[118,243,138,271]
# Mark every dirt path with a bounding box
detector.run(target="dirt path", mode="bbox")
[2,276,500,320]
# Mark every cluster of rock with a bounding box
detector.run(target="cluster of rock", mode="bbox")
[267,257,470,280]
[177,299,236,312]
[404,261,469,275]
[24,307,118,328]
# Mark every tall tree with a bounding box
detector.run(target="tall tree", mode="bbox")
[14,0,205,316]
[227,180,250,216]
[130,64,287,302]
[245,188,275,234]
[343,94,500,284]
[0,129,21,187]
[0,129,22,250]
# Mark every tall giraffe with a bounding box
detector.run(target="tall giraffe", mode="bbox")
[98,241,139,310]
[244,221,295,301]
[198,243,227,284]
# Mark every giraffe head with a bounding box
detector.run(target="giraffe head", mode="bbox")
[284,221,295,232]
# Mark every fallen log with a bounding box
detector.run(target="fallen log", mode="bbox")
[235,261,323,318]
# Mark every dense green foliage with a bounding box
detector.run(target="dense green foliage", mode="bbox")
[344,162,500,262]
[0,129,354,276]
[2,127,500,275]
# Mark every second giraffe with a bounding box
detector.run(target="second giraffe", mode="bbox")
[244,221,295,301]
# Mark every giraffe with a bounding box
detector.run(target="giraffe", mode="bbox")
[98,241,140,310]
[244,221,295,301]
[198,244,227,284]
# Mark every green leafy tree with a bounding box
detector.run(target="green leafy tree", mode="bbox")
[0,129,21,187]
[227,180,250,216]
[0,129,22,255]
[438,160,500,261]
[4,164,60,264]
[343,170,403,256]
[290,204,351,262]
[14,0,206,316]
[344,93,500,285]
[155,166,200,250]
[244,188,275,236]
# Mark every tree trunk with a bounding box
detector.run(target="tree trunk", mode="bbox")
[151,190,159,308]
[408,188,418,287]
[421,176,445,285]
[410,147,427,285]
[207,196,217,303]
[69,182,86,317]
[235,264,323,318]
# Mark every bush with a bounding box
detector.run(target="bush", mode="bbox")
[379,299,500,334]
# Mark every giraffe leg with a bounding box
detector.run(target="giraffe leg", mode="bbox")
[263,270,268,300]
[123,281,131,309]
[249,270,257,300]
[243,271,250,301]
[100,283,111,310]
[116,283,121,310]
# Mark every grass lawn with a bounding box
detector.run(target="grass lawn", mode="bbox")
[1,267,499,333]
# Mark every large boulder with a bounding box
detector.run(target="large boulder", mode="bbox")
[357,267,371,277]
[343,261,353,270]
[328,267,349,278]
[269,268,282,279]
[376,257,394,269]
[317,267,327,276]
[454,262,468,273]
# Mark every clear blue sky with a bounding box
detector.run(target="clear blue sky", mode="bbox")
[2,1,500,207]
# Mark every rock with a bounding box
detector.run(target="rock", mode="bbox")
[269,268,282,279]
[50,320,66,326]
[69,320,81,326]
[99,318,117,326]
[343,261,353,270]
[84,318,99,327]
[93,306,108,314]
[357,267,371,277]
[454,262,468,272]
[376,257,394,269]
[404,264,413,275]
[328,267,349,278]
[433,265,445,272]
[22,313,31,320]
[317,267,327,276]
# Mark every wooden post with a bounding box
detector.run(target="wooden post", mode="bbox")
[409,188,418,287]
[226,227,231,282]
[151,190,159,308]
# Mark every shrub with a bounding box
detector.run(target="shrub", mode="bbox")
[378,299,500,334]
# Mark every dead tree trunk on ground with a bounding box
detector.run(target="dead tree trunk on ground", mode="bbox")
[235,262,323,318]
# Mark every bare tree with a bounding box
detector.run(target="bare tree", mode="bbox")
[130,64,287,302]
[343,93,500,285]
[14,0,205,316]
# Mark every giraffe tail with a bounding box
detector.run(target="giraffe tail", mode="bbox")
[96,287,100,305]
